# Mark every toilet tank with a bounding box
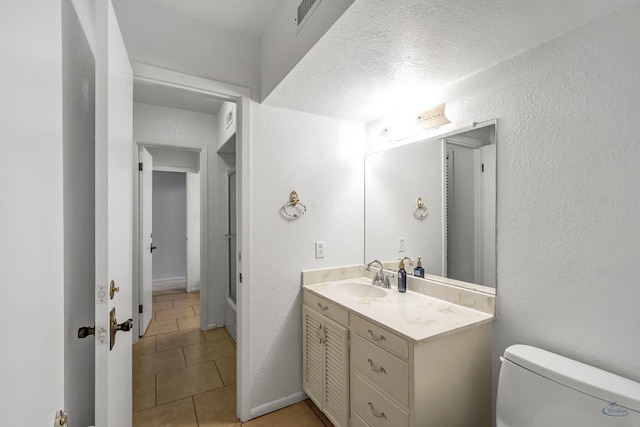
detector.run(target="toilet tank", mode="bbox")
[497,345,640,427]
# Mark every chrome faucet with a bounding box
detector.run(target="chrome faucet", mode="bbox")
[366,259,390,288]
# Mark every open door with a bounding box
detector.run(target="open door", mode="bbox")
[139,147,154,334]
[95,1,134,425]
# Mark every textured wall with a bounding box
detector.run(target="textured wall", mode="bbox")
[249,103,364,410]
[435,3,640,391]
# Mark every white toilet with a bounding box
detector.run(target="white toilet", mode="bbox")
[496,344,640,426]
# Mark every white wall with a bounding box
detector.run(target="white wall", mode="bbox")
[113,0,261,100]
[133,102,229,328]
[152,171,187,282]
[147,146,200,172]
[0,1,64,425]
[217,101,236,151]
[430,3,640,396]
[260,0,354,101]
[248,102,364,412]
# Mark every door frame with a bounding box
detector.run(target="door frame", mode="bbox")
[130,62,252,422]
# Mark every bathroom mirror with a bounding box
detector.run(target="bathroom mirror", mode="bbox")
[364,121,497,293]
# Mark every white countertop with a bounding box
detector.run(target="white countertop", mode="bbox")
[303,277,494,344]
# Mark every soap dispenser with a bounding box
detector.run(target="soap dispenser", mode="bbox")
[414,257,425,278]
[397,259,407,293]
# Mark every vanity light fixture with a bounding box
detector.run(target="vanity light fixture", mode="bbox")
[415,103,450,130]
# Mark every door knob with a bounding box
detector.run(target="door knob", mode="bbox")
[78,326,95,338]
[150,244,157,253]
[109,307,133,350]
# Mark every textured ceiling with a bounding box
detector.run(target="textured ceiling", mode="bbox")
[140,0,285,37]
[264,0,637,123]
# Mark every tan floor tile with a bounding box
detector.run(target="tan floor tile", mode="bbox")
[193,385,240,427]
[187,291,200,299]
[178,314,200,331]
[203,327,228,341]
[155,292,188,302]
[133,374,156,412]
[156,329,205,352]
[144,318,178,337]
[183,337,236,366]
[156,306,195,321]
[215,356,236,386]
[193,304,201,314]
[133,347,185,379]
[156,362,223,405]
[173,297,199,309]
[153,300,174,312]
[133,336,156,357]
[243,401,325,427]
[132,397,198,427]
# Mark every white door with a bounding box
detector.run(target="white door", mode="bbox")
[139,147,154,334]
[95,1,133,425]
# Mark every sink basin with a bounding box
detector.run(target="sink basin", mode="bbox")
[325,282,387,299]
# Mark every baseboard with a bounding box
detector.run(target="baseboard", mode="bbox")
[205,323,218,331]
[152,276,186,284]
[249,391,307,420]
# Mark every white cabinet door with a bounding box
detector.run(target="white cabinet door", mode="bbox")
[302,305,350,427]
[303,306,324,408]
[323,316,349,427]
[95,0,134,425]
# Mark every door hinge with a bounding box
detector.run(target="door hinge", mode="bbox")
[239,273,243,283]
[139,304,143,313]
[481,163,485,173]
[139,162,143,171]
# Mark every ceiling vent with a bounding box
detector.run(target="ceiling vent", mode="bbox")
[296,0,322,34]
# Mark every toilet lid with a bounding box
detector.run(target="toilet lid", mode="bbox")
[504,345,640,412]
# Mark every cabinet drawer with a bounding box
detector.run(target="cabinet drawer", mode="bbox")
[351,411,371,427]
[304,291,348,326]
[351,333,409,406]
[351,372,409,427]
[351,314,408,359]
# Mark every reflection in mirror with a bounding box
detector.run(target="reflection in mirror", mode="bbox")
[364,121,496,293]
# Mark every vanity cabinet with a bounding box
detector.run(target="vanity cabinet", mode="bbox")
[302,294,350,427]
[302,287,492,427]
[350,313,492,427]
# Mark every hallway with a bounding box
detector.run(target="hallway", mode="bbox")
[132,289,332,426]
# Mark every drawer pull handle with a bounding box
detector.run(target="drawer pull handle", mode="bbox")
[367,329,386,341]
[368,402,387,419]
[317,302,329,311]
[367,358,387,374]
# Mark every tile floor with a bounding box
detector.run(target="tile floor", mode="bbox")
[133,288,333,426]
